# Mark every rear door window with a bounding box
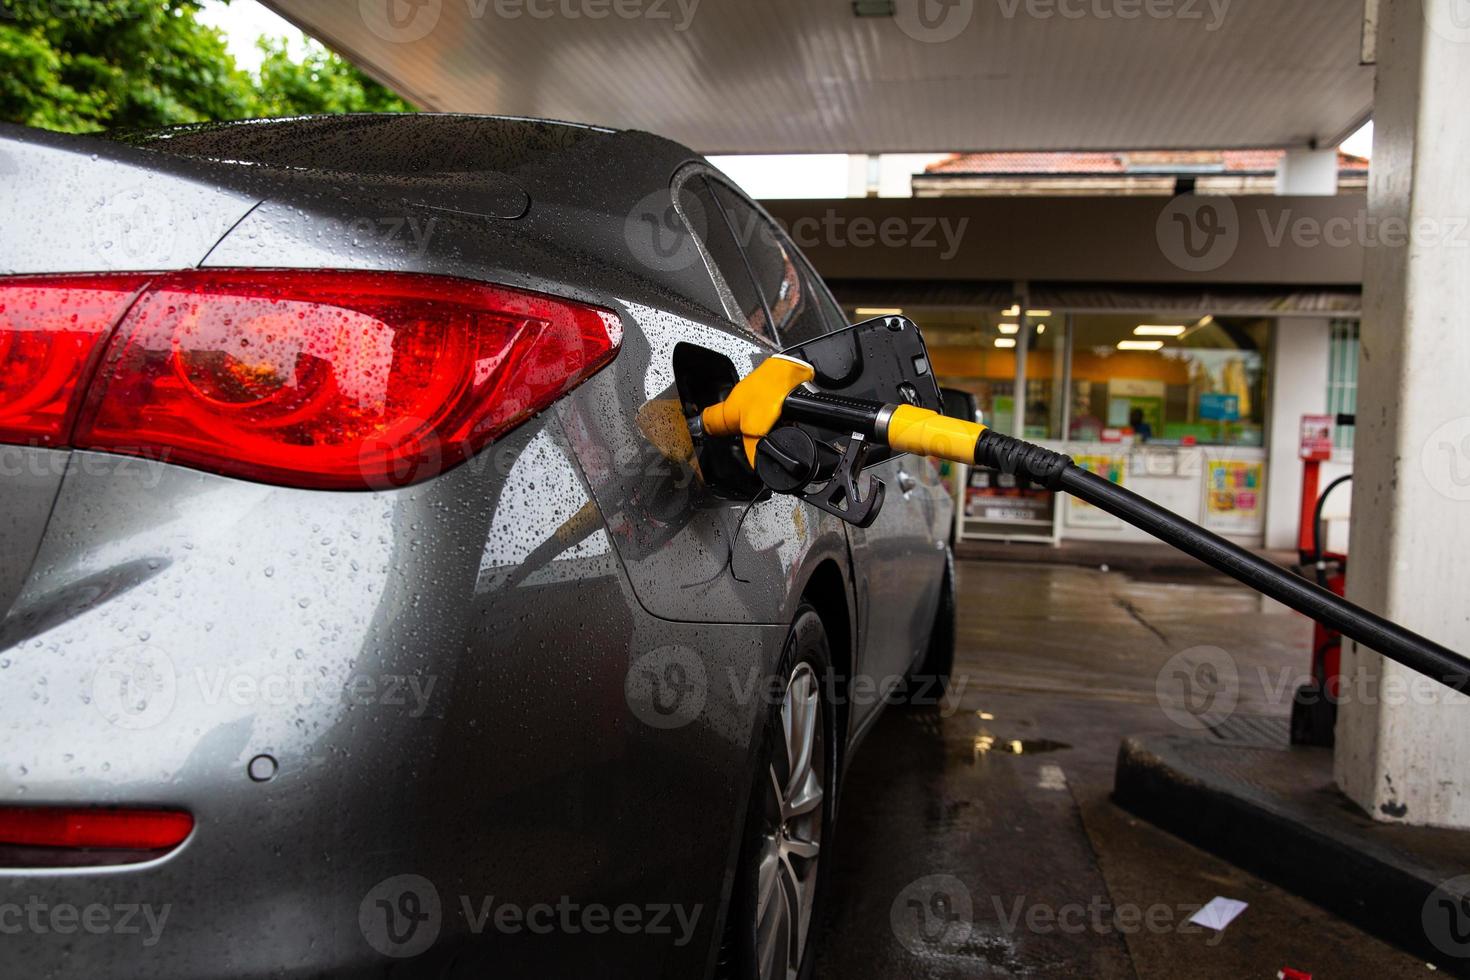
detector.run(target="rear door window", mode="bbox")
[789,250,848,342]
[708,180,833,346]
[676,175,776,345]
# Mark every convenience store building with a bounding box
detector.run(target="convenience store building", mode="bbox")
[765,150,1369,550]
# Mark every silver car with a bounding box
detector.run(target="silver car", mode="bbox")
[0,113,954,979]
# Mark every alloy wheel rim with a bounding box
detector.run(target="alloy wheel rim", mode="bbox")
[755,661,824,980]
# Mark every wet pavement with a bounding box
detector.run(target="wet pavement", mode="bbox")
[813,559,1435,979]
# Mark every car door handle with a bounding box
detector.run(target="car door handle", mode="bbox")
[897,469,918,495]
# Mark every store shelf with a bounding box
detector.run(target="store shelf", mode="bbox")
[963,518,1054,528]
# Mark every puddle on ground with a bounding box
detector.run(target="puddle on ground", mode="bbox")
[971,735,1072,758]
[952,710,1072,761]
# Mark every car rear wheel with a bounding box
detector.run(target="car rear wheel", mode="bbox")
[720,605,835,980]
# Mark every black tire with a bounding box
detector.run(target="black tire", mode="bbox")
[719,604,836,980]
[900,546,956,708]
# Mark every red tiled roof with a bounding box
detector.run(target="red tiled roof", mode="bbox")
[924,151,1126,174]
[924,148,1370,176]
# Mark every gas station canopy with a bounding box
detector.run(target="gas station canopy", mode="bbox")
[263,0,1371,155]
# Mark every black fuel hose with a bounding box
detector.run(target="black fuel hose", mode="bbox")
[1311,474,1354,567]
[970,428,1470,693]
[1059,461,1470,695]
[736,383,1470,695]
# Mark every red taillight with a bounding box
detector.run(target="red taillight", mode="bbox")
[0,806,193,851]
[0,275,150,446]
[0,269,622,489]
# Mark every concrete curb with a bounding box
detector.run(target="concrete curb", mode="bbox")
[1113,733,1470,974]
[955,539,1298,579]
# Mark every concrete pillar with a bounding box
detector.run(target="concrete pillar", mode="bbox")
[1264,317,1331,551]
[1334,0,1470,828]
[1276,148,1340,196]
[875,154,951,198]
[847,154,878,198]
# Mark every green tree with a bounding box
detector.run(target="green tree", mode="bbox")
[253,36,411,116]
[0,0,412,134]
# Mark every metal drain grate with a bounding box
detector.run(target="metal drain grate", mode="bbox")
[1208,714,1290,747]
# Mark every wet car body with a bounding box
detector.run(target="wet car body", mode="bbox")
[0,114,951,977]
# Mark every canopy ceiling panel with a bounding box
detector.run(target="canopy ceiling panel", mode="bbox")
[264,0,1373,154]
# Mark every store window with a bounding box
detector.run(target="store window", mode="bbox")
[1021,310,1066,440]
[838,305,1273,448]
[875,306,1022,433]
[1328,319,1359,450]
[831,297,1278,543]
[1068,314,1271,446]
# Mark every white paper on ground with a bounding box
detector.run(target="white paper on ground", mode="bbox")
[1037,764,1067,791]
[1188,896,1248,932]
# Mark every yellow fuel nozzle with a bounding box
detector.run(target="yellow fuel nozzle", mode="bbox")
[700,355,995,468]
[700,354,816,466]
[883,404,987,463]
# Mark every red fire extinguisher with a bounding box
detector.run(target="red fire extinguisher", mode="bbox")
[1291,413,1354,747]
